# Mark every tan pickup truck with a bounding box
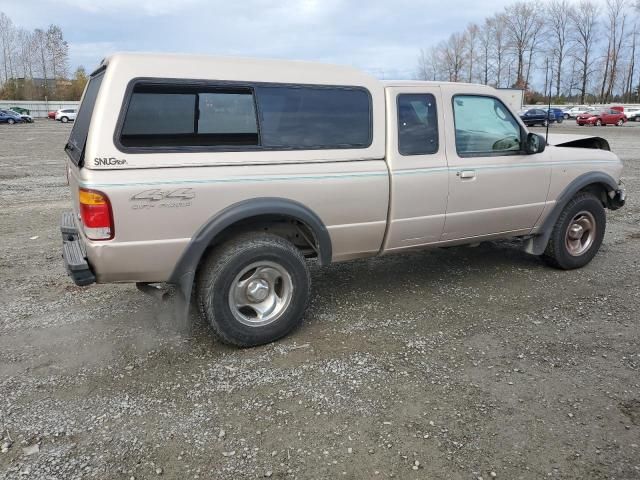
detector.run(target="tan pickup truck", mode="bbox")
[61,53,625,346]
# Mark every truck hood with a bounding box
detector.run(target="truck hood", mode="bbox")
[545,133,610,151]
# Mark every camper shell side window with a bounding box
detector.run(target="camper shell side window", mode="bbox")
[114,79,373,153]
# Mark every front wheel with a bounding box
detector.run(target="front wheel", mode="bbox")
[196,232,311,347]
[616,119,623,126]
[543,119,549,127]
[7,118,14,125]
[595,119,602,126]
[564,113,570,120]
[60,116,68,123]
[541,192,606,270]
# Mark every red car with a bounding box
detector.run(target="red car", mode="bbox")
[576,108,627,126]
[48,111,57,119]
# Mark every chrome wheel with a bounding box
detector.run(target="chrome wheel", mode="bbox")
[228,261,293,327]
[565,211,596,256]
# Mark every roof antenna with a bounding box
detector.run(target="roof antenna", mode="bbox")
[545,58,551,145]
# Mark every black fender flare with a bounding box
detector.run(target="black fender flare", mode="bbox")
[169,197,332,309]
[525,172,620,255]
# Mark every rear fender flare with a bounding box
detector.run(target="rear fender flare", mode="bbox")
[169,197,331,310]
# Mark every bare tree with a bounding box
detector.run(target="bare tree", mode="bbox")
[601,0,628,102]
[547,0,575,97]
[442,33,467,82]
[503,1,540,87]
[478,19,493,85]
[464,23,479,83]
[0,12,16,83]
[46,24,69,79]
[491,13,509,87]
[570,0,600,103]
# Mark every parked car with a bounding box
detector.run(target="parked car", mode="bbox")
[48,111,57,119]
[576,109,627,126]
[10,106,30,115]
[563,105,589,119]
[623,107,640,121]
[61,53,625,347]
[55,109,77,123]
[547,108,564,123]
[520,108,555,126]
[0,110,24,124]
[2,109,33,123]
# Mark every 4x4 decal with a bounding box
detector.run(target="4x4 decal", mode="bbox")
[130,188,195,210]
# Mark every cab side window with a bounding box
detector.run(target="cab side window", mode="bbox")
[397,94,438,155]
[453,95,521,156]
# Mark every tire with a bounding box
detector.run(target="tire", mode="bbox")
[616,119,623,126]
[543,119,549,127]
[541,192,606,270]
[60,116,68,123]
[564,113,570,120]
[595,119,602,126]
[557,117,563,124]
[196,232,311,347]
[7,118,14,125]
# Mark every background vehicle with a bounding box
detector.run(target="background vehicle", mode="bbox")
[55,109,77,123]
[547,108,564,123]
[520,108,555,126]
[624,107,640,121]
[0,110,24,124]
[2,109,33,123]
[576,109,627,126]
[48,111,57,119]
[60,53,626,347]
[10,106,30,115]
[563,105,589,119]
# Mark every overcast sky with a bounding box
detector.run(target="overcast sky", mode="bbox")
[1,0,524,79]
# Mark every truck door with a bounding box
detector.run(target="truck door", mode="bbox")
[441,87,551,240]
[382,86,448,252]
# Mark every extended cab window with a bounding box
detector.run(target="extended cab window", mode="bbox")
[120,84,258,148]
[397,94,438,155]
[453,95,521,156]
[256,86,371,148]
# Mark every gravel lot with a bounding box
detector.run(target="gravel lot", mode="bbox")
[1,120,639,480]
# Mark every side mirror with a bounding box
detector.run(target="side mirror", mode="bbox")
[525,132,546,155]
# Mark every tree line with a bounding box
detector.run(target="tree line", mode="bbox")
[416,0,640,104]
[0,11,87,101]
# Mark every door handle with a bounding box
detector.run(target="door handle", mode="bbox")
[457,170,476,179]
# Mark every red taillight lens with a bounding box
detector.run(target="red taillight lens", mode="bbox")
[78,188,114,240]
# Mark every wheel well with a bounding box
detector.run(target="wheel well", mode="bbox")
[204,214,320,260]
[578,183,612,208]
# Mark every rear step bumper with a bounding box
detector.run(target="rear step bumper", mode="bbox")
[61,211,96,286]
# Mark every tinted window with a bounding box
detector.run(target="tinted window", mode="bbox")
[120,85,258,148]
[66,70,105,165]
[397,94,438,155]
[256,86,371,148]
[453,95,521,156]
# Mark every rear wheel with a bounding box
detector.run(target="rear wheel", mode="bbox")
[541,192,606,270]
[7,118,14,125]
[197,232,311,347]
[595,119,602,126]
[564,113,570,120]
[543,119,549,127]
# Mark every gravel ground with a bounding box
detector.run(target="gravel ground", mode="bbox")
[1,120,639,480]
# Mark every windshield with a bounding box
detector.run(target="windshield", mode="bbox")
[65,68,105,166]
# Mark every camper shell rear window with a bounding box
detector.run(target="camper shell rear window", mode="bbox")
[115,79,373,153]
[65,67,105,166]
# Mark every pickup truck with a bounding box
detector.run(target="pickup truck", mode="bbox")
[61,53,625,347]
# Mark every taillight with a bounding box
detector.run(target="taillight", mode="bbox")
[79,188,114,240]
